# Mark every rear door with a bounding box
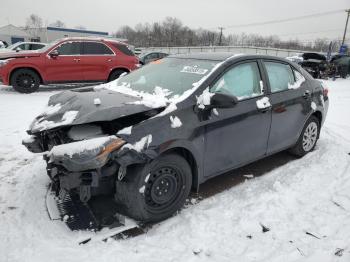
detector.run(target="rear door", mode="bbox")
[45,41,84,82]
[262,60,312,154]
[203,60,271,177]
[80,41,115,81]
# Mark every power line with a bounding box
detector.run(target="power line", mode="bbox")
[275,28,343,37]
[221,9,346,29]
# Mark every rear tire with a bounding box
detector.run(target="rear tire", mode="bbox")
[115,154,192,222]
[11,69,40,93]
[108,69,127,82]
[289,115,320,157]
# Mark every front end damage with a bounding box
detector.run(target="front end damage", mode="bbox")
[23,132,151,232]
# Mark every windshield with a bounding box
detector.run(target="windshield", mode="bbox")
[113,58,219,97]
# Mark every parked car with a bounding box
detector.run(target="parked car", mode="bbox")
[0,41,47,53]
[296,53,328,79]
[0,40,8,49]
[331,55,350,78]
[0,37,140,93]
[23,53,329,230]
[139,51,168,65]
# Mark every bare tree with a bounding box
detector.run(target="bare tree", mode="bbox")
[25,14,44,38]
[113,17,340,53]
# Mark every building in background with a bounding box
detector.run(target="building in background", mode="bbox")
[0,24,31,45]
[35,26,109,42]
[0,24,118,45]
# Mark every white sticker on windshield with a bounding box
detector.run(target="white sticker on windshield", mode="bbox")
[181,66,208,75]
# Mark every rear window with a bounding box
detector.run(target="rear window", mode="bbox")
[112,43,134,56]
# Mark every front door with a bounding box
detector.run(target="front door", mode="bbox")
[262,60,312,154]
[45,41,84,82]
[203,61,271,177]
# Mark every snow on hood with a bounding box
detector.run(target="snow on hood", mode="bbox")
[29,88,160,133]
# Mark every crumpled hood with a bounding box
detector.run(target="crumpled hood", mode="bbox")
[0,50,42,60]
[29,88,160,133]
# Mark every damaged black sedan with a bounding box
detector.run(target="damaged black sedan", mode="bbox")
[23,53,329,231]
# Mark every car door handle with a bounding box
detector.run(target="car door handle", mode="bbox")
[73,58,80,62]
[303,90,311,99]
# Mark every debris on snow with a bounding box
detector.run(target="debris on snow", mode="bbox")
[335,248,345,257]
[169,116,182,128]
[192,248,202,255]
[94,98,101,105]
[117,126,132,135]
[260,223,270,233]
[256,97,271,109]
[305,231,321,239]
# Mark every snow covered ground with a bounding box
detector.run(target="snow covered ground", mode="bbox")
[0,79,349,262]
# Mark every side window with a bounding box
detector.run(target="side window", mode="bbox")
[82,42,113,55]
[112,43,134,56]
[211,62,262,100]
[264,61,295,92]
[56,42,81,55]
[31,44,44,50]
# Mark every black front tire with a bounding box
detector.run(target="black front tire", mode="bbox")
[289,115,320,157]
[108,69,127,82]
[115,154,192,223]
[11,69,40,93]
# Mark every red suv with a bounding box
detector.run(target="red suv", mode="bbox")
[0,38,140,93]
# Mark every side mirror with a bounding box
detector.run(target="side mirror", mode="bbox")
[211,93,238,108]
[49,49,59,58]
[15,47,22,52]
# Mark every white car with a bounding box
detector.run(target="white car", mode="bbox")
[0,42,47,53]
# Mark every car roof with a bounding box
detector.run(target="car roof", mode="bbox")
[13,42,46,45]
[168,52,291,63]
[58,37,126,45]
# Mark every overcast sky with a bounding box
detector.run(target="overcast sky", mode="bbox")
[0,0,349,43]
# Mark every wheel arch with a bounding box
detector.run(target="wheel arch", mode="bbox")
[160,146,200,192]
[312,110,322,126]
[10,67,43,85]
[108,67,130,80]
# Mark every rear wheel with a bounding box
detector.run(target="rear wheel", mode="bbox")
[289,115,320,157]
[115,154,192,222]
[11,69,40,93]
[108,69,128,82]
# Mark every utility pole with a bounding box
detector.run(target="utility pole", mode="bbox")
[342,9,350,45]
[218,27,224,46]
